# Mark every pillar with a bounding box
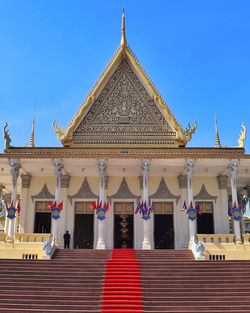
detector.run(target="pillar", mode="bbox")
[96,160,106,249]
[19,174,32,233]
[7,159,21,241]
[229,159,241,243]
[185,159,196,243]
[60,175,71,247]
[51,159,63,244]
[178,175,189,248]
[141,160,151,250]
[217,175,229,234]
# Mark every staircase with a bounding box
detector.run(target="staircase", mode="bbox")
[137,250,250,313]
[0,249,111,313]
[1,249,250,312]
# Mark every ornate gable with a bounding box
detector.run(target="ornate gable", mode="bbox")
[53,11,196,149]
[73,59,177,147]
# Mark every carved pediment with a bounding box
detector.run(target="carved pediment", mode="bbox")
[150,177,180,202]
[110,177,140,200]
[72,60,178,147]
[68,178,98,204]
[194,184,217,202]
[31,184,54,201]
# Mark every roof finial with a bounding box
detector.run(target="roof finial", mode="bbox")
[120,8,127,48]
[214,112,221,148]
[27,116,35,147]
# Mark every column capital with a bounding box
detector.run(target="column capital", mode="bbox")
[185,159,195,177]
[178,175,187,189]
[61,175,70,188]
[104,176,109,190]
[245,186,250,198]
[229,159,240,178]
[9,159,21,188]
[139,176,143,190]
[217,175,228,190]
[21,174,32,189]
[97,160,107,176]
[141,160,150,175]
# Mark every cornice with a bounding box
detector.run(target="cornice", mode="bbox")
[1,147,247,160]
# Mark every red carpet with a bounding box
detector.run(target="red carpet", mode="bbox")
[101,249,143,313]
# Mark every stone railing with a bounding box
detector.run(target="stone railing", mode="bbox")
[242,234,250,244]
[197,234,235,244]
[0,232,7,242]
[14,233,52,243]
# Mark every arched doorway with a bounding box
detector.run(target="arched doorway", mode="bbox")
[153,202,174,249]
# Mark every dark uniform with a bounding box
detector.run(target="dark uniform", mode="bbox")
[63,231,71,249]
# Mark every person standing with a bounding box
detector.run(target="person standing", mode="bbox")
[63,230,71,249]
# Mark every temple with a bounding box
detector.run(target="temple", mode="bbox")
[0,10,250,260]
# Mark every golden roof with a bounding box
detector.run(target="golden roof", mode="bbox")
[53,10,197,149]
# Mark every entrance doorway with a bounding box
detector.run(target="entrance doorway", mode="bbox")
[34,201,51,233]
[74,202,94,249]
[154,202,174,249]
[114,202,134,248]
[197,201,214,234]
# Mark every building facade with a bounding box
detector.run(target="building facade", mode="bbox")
[0,11,249,250]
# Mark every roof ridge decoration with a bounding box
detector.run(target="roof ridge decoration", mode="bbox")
[53,9,197,148]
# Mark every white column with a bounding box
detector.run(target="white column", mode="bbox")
[229,159,241,243]
[185,159,196,243]
[217,175,230,234]
[178,175,189,249]
[141,160,151,250]
[7,159,21,241]
[19,174,32,233]
[52,159,63,244]
[59,175,70,248]
[96,160,106,249]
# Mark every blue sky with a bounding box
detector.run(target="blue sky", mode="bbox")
[0,0,250,152]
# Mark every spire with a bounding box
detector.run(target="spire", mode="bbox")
[120,8,127,48]
[214,113,221,148]
[28,116,35,147]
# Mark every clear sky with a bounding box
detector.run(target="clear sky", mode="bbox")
[0,0,250,152]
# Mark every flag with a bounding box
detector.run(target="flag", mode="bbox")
[135,201,141,214]
[16,201,21,214]
[232,201,237,209]
[48,201,56,210]
[182,201,187,211]
[57,201,63,211]
[104,201,110,211]
[195,202,202,215]
[90,201,97,209]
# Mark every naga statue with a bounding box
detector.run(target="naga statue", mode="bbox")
[238,122,247,148]
[3,122,12,151]
[184,121,197,142]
